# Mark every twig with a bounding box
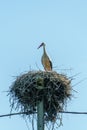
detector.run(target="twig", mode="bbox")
[73,78,87,87]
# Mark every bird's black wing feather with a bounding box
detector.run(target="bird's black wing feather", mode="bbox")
[49,59,52,70]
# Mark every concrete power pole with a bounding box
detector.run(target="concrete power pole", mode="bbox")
[37,99,44,130]
[37,79,44,130]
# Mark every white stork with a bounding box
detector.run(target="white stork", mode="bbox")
[37,42,52,71]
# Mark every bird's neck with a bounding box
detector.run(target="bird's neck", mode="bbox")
[43,45,46,54]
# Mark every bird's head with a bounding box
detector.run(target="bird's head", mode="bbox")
[37,42,45,49]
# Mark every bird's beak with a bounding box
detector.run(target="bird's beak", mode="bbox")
[37,43,43,49]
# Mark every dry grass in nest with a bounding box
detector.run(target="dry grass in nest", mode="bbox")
[8,70,72,124]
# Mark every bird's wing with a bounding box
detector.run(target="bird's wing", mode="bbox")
[49,59,52,70]
[41,54,53,71]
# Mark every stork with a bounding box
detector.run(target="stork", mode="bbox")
[37,42,52,71]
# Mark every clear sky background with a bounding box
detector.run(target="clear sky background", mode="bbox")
[0,0,87,130]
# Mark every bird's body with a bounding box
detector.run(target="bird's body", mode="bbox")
[38,43,52,71]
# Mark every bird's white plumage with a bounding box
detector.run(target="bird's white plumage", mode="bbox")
[38,43,52,71]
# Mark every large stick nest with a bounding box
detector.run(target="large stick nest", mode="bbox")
[9,71,72,122]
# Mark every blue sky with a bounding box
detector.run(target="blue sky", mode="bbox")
[0,0,87,129]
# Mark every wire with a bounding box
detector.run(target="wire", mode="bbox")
[0,111,36,118]
[60,111,87,114]
[0,111,87,118]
